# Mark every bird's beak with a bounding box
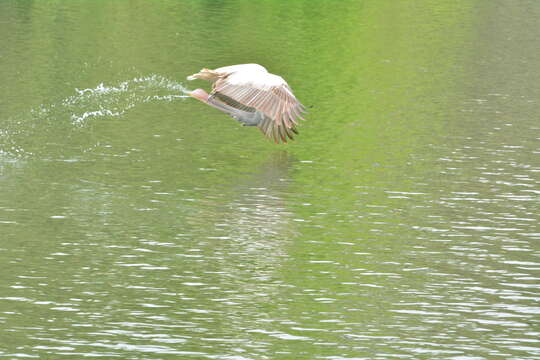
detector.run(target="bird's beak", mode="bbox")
[189,88,209,102]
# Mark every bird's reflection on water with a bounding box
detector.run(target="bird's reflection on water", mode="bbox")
[207,150,295,272]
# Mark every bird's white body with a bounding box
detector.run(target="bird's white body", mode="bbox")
[215,64,283,89]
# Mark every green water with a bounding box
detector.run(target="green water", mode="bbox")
[1,1,539,359]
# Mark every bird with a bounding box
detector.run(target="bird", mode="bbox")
[187,64,306,143]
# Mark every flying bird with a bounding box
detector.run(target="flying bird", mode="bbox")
[187,64,306,143]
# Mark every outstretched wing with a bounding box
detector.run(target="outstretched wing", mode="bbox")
[211,69,306,141]
[257,114,299,143]
[211,91,299,143]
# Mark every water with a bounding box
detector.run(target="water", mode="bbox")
[2,75,190,160]
[1,1,539,359]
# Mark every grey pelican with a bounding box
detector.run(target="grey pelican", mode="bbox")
[187,64,306,143]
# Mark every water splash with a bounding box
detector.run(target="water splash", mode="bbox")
[65,75,190,124]
[0,75,192,159]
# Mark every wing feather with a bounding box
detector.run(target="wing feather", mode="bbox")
[211,69,306,142]
[256,114,298,143]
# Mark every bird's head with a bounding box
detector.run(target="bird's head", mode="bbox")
[186,68,219,81]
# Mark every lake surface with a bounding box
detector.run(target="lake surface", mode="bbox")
[1,1,539,359]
